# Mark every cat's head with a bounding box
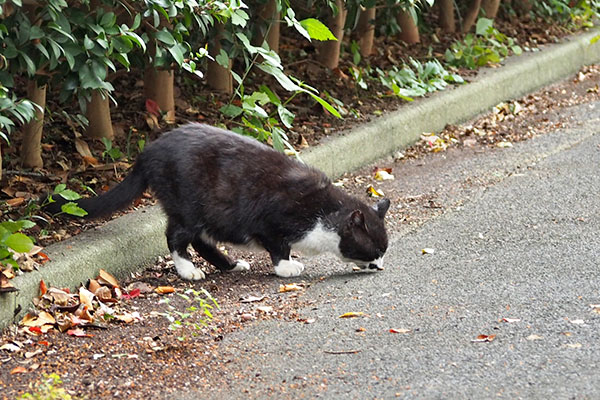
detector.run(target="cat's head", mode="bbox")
[338,199,390,270]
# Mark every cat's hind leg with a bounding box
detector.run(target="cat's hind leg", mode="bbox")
[192,235,250,273]
[167,221,205,280]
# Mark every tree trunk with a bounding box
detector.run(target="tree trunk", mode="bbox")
[481,0,501,18]
[437,0,456,33]
[254,0,280,52]
[144,68,176,123]
[513,0,533,16]
[396,7,420,44]
[207,22,233,93]
[20,80,46,169]
[461,0,482,33]
[356,6,376,58]
[316,0,347,70]
[84,90,114,139]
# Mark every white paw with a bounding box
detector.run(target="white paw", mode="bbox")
[172,251,205,280]
[231,260,250,272]
[274,259,305,278]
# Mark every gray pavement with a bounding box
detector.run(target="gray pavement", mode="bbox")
[1,30,599,331]
[177,101,600,399]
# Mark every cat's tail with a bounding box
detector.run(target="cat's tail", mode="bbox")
[45,159,148,219]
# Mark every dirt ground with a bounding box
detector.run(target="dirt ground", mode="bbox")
[0,59,598,398]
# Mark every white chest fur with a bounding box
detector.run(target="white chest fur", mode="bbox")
[291,221,341,257]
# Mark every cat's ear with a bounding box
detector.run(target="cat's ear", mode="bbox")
[373,199,390,219]
[350,210,365,228]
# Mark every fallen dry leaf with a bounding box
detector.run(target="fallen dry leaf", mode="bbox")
[97,269,119,288]
[367,185,384,198]
[422,248,435,255]
[279,283,303,293]
[473,334,496,342]
[74,138,93,158]
[6,197,25,207]
[122,288,141,300]
[241,294,266,303]
[527,334,543,341]
[389,328,411,334]
[79,287,95,309]
[501,317,521,323]
[10,366,27,374]
[39,280,47,296]
[339,312,366,319]
[0,342,21,352]
[21,311,55,327]
[155,286,175,294]
[67,328,93,338]
[374,168,395,181]
[88,279,101,293]
[565,343,582,349]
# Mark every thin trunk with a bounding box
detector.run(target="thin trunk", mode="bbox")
[207,22,233,93]
[317,0,347,69]
[20,80,46,169]
[254,0,280,52]
[461,0,482,33]
[513,0,533,16]
[144,68,176,123]
[84,90,114,139]
[397,7,420,44]
[481,0,501,18]
[356,6,376,58]
[437,0,456,33]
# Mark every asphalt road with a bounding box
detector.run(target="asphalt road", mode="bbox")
[176,100,600,399]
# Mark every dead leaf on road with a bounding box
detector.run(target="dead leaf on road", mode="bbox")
[97,269,119,288]
[10,366,27,374]
[389,328,411,334]
[155,286,175,294]
[501,317,521,323]
[339,312,366,318]
[279,283,303,293]
[240,294,266,303]
[472,334,496,342]
[67,328,93,338]
[527,334,543,341]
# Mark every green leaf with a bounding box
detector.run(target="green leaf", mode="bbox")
[257,64,301,92]
[219,104,243,118]
[167,44,184,66]
[53,184,66,194]
[215,49,230,68]
[299,18,337,41]
[271,127,285,152]
[155,30,176,46]
[475,18,494,36]
[277,105,294,129]
[61,202,88,217]
[5,233,34,253]
[59,189,81,201]
[307,93,342,118]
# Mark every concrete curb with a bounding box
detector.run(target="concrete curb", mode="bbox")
[1,30,599,329]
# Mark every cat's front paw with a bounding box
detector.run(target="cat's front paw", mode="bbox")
[274,259,305,277]
[231,260,250,272]
[172,251,206,280]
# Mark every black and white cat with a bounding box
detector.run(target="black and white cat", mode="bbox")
[50,123,390,280]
